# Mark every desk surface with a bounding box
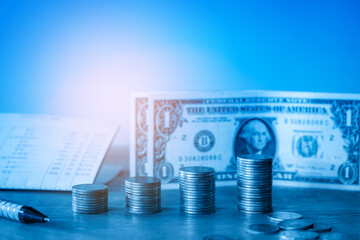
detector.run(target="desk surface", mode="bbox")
[0,174,359,240]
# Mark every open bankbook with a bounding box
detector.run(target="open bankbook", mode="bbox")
[0,114,119,191]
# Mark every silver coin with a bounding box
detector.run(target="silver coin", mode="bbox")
[237,153,273,160]
[180,191,215,196]
[238,209,272,214]
[238,168,272,172]
[180,202,215,207]
[181,210,216,215]
[278,219,314,230]
[268,211,302,222]
[72,194,108,198]
[72,191,108,196]
[72,198,108,203]
[125,176,161,215]
[126,193,161,198]
[238,207,272,212]
[246,224,279,235]
[180,203,216,208]
[308,222,332,233]
[237,182,272,187]
[127,209,161,214]
[126,200,161,206]
[72,207,108,212]
[238,201,272,206]
[72,184,108,192]
[72,206,108,210]
[126,201,161,206]
[72,202,108,207]
[126,205,161,209]
[238,194,272,199]
[179,166,215,174]
[238,204,272,209]
[125,187,161,192]
[237,153,272,215]
[180,204,216,210]
[280,230,319,240]
[72,184,108,214]
[125,176,161,186]
[126,205,161,210]
[179,167,215,215]
[180,196,215,200]
[180,174,215,178]
[180,186,215,190]
[72,209,108,214]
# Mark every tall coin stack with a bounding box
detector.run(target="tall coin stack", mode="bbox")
[179,166,216,215]
[237,154,273,214]
[125,177,161,214]
[72,184,108,214]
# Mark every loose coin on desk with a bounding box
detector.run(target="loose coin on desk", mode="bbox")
[268,211,302,222]
[246,224,279,234]
[280,230,319,240]
[278,219,314,230]
[308,222,332,233]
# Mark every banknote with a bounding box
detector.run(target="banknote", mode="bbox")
[130,93,150,177]
[131,91,360,190]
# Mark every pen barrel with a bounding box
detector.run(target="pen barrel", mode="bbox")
[0,199,23,222]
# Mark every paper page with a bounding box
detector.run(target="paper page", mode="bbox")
[0,114,118,191]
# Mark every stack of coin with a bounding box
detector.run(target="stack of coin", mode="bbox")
[237,154,273,214]
[125,177,161,214]
[72,184,108,214]
[179,166,216,215]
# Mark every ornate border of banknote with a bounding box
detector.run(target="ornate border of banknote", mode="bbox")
[131,91,360,190]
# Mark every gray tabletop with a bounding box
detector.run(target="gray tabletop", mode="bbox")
[0,146,359,240]
[1,176,360,240]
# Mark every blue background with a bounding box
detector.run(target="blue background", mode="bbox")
[0,0,359,145]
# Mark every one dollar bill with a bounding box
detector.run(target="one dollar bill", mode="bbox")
[131,91,360,190]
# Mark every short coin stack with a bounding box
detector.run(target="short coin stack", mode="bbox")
[72,184,108,214]
[237,154,273,214]
[125,177,161,214]
[179,166,215,215]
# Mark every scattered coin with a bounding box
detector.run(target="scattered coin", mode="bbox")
[237,154,273,215]
[125,176,161,214]
[308,222,332,233]
[280,230,319,240]
[203,234,234,240]
[268,211,302,222]
[179,166,215,215]
[247,224,279,234]
[278,219,314,230]
[72,184,108,214]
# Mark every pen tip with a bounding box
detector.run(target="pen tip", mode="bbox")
[43,217,50,222]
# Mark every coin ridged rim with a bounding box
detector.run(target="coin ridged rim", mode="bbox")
[181,210,216,215]
[268,212,302,222]
[247,224,279,235]
[308,222,332,232]
[278,219,313,230]
[179,166,215,173]
[279,230,319,240]
[72,183,108,191]
[125,176,161,185]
